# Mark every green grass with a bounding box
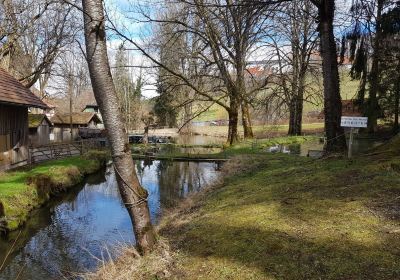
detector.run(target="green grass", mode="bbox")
[221,136,318,156]
[0,151,108,231]
[155,137,400,279]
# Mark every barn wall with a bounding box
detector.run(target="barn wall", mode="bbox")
[51,126,79,142]
[0,104,29,171]
[29,119,50,147]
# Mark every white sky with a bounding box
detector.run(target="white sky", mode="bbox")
[46,0,354,99]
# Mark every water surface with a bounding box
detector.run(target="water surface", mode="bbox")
[0,160,219,279]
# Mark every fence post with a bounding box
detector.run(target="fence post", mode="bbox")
[27,147,31,165]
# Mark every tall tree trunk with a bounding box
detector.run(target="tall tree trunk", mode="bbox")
[294,73,305,135]
[228,98,239,145]
[288,100,297,135]
[82,0,155,254]
[316,0,347,152]
[241,102,253,138]
[288,74,305,136]
[367,0,384,133]
[394,88,399,134]
[143,126,149,144]
[394,67,400,134]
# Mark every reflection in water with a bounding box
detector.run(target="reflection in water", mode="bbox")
[0,160,219,280]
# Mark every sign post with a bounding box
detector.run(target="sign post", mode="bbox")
[340,116,368,158]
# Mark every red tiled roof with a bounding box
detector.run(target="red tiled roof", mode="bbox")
[0,68,47,108]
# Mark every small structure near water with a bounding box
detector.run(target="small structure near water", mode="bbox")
[50,112,102,142]
[28,114,52,146]
[0,68,48,171]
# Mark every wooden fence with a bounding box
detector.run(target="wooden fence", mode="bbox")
[28,138,108,165]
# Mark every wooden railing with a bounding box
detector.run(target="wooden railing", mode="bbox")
[28,138,108,164]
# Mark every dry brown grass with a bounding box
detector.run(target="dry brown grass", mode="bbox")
[83,240,176,280]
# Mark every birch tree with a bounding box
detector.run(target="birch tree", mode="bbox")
[82,0,156,254]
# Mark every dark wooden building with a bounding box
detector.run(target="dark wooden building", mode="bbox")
[28,114,52,146]
[50,112,102,142]
[0,68,47,171]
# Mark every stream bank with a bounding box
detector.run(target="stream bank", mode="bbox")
[88,137,400,280]
[0,158,219,279]
[0,150,109,233]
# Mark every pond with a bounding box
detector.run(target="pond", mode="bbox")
[0,160,220,279]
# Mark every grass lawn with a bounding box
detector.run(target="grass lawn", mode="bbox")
[0,151,108,231]
[192,123,324,138]
[91,137,400,280]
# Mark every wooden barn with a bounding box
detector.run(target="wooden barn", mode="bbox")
[50,112,102,142]
[0,68,48,171]
[28,114,52,146]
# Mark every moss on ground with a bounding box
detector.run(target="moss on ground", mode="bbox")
[0,151,109,232]
[156,138,400,279]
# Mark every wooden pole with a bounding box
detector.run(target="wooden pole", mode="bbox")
[348,127,354,158]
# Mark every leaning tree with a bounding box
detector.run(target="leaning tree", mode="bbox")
[82,0,156,254]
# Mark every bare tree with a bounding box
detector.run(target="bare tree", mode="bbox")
[108,0,286,144]
[82,0,156,254]
[266,0,320,135]
[311,0,347,152]
[0,0,79,88]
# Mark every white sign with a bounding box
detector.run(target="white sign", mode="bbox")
[340,116,368,128]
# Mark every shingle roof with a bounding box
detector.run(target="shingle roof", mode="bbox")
[50,112,102,125]
[0,68,48,108]
[28,114,52,128]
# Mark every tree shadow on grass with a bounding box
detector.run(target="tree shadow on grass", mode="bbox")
[164,221,400,280]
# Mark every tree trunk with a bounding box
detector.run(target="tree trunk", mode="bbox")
[227,98,239,145]
[317,0,347,152]
[241,102,253,138]
[367,0,384,133]
[82,0,155,254]
[394,89,399,134]
[394,76,400,134]
[288,100,296,135]
[143,126,149,144]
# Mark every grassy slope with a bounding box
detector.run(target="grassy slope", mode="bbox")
[160,139,400,279]
[0,152,107,231]
[92,137,400,280]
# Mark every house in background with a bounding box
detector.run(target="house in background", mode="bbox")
[82,104,104,129]
[0,68,48,171]
[50,112,102,142]
[28,114,52,146]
